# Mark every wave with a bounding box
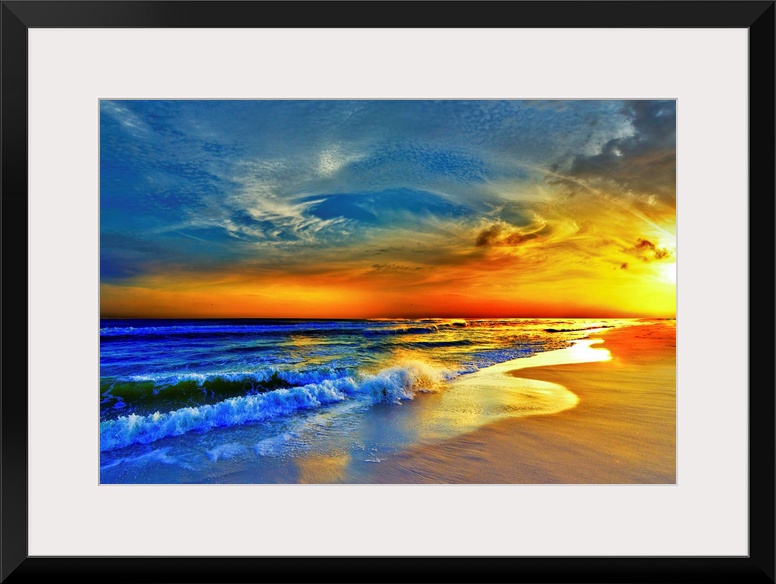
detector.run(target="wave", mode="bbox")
[100,319,469,339]
[363,322,465,336]
[100,367,356,419]
[100,361,446,451]
[100,322,369,339]
[543,325,614,333]
[101,320,472,342]
[121,367,341,386]
[100,447,195,472]
[408,339,474,348]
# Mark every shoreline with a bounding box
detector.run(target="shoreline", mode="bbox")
[353,321,676,484]
[100,320,676,484]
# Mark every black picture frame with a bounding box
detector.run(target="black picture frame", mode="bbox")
[2,2,773,583]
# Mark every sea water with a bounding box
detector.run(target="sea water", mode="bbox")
[99,317,639,483]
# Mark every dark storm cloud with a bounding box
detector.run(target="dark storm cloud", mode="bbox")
[565,100,676,204]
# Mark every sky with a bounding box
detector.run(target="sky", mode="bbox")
[100,100,676,319]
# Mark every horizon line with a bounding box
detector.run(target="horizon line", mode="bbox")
[99,315,676,320]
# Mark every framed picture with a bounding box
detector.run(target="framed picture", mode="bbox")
[3,1,773,582]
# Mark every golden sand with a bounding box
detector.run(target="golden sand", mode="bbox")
[360,321,676,484]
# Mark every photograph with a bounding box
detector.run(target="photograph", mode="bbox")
[99,99,677,484]
[5,0,772,580]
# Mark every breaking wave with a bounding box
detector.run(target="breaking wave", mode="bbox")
[100,361,446,451]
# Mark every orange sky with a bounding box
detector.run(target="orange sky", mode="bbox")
[101,100,676,319]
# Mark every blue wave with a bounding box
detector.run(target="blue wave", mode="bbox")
[100,361,447,451]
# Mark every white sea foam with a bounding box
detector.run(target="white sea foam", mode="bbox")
[206,442,249,462]
[100,361,448,451]
[125,366,352,388]
[99,447,193,471]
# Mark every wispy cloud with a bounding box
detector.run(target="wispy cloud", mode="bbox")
[100,100,676,317]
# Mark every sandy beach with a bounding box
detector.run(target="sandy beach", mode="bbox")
[358,321,676,484]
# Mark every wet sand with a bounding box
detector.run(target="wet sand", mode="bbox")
[358,321,676,484]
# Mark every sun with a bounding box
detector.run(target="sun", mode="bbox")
[660,262,677,285]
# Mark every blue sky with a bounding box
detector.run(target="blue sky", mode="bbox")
[100,100,676,318]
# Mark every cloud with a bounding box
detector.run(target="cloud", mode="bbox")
[368,264,428,273]
[474,218,549,247]
[100,99,676,321]
[563,100,676,206]
[101,101,151,135]
[628,238,673,262]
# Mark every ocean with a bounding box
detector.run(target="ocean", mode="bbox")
[99,317,641,483]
